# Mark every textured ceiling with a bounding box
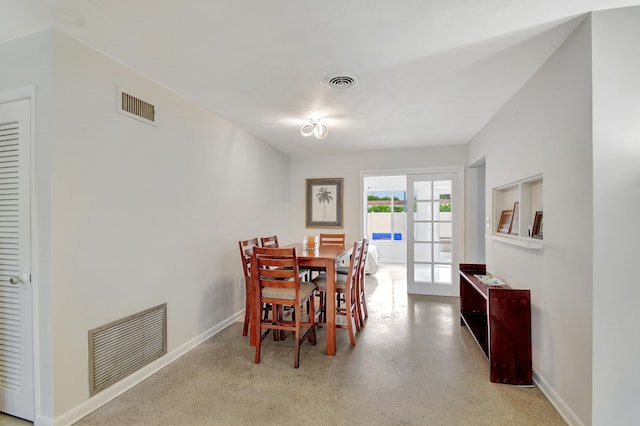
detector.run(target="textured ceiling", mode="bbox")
[3,1,639,156]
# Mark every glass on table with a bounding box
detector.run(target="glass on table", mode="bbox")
[303,235,319,249]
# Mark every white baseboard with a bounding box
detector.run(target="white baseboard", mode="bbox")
[52,310,245,426]
[34,415,54,426]
[533,367,584,426]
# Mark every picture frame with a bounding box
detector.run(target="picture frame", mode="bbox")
[497,210,513,234]
[532,210,543,239]
[306,178,343,228]
[509,202,519,235]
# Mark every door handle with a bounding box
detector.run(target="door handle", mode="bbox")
[9,274,29,285]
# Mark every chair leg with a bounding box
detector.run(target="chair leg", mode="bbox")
[242,299,250,337]
[355,277,367,328]
[346,299,356,347]
[354,296,361,333]
[294,310,301,369]
[272,304,278,341]
[309,297,317,345]
[254,326,262,364]
[356,298,364,329]
[347,320,356,346]
[317,291,326,324]
[273,305,286,341]
[361,292,369,321]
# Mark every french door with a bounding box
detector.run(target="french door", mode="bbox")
[407,171,461,296]
[0,96,34,421]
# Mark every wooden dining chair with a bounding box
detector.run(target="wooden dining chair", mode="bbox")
[312,240,363,347]
[252,247,317,368]
[238,238,263,337]
[305,233,347,281]
[260,235,309,282]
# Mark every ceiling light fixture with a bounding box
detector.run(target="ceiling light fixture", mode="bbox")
[300,119,328,139]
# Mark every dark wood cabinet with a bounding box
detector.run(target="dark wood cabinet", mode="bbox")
[459,263,533,385]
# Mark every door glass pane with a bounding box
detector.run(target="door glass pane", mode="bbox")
[414,223,432,242]
[433,222,453,243]
[414,264,432,282]
[434,264,452,284]
[415,201,432,220]
[434,180,452,220]
[434,243,452,263]
[414,181,432,200]
[434,180,451,199]
[434,203,453,221]
[414,243,432,262]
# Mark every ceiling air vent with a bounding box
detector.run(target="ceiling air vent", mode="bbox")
[117,88,157,126]
[322,73,358,90]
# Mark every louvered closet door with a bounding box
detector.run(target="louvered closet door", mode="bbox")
[0,98,34,421]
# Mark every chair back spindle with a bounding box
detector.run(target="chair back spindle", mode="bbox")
[319,233,346,247]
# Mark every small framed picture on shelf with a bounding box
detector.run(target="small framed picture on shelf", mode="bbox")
[532,211,543,239]
[509,202,519,235]
[497,210,514,234]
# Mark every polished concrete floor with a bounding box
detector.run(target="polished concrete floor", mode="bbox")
[9,264,566,425]
[0,414,31,426]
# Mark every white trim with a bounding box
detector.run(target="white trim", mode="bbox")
[54,310,245,426]
[34,415,53,426]
[533,367,584,426]
[485,234,544,250]
[0,86,35,104]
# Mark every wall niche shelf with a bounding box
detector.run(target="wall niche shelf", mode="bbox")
[489,174,543,250]
[486,234,543,250]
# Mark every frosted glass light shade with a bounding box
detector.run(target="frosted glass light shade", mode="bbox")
[300,119,328,139]
[300,123,314,137]
[313,122,328,139]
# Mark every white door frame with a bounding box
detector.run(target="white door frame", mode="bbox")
[0,86,38,421]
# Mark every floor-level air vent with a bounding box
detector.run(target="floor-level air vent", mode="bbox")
[89,303,167,395]
[118,88,157,125]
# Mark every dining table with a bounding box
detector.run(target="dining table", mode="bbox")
[250,242,352,356]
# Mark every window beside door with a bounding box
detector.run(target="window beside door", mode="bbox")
[365,189,407,241]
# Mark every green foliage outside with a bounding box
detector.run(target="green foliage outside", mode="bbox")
[367,205,405,213]
[367,192,451,213]
[368,195,400,201]
[368,203,451,213]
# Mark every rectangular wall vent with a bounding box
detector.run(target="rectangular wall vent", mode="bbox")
[88,303,167,395]
[117,88,157,125]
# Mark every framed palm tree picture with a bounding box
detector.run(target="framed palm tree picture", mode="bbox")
[306,178,343,228]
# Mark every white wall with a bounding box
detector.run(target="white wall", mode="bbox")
[465,160,486,263]
[1,29,292,419]
[592,7,640,425]
[289,146,467,247]
[468,17,593,425]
